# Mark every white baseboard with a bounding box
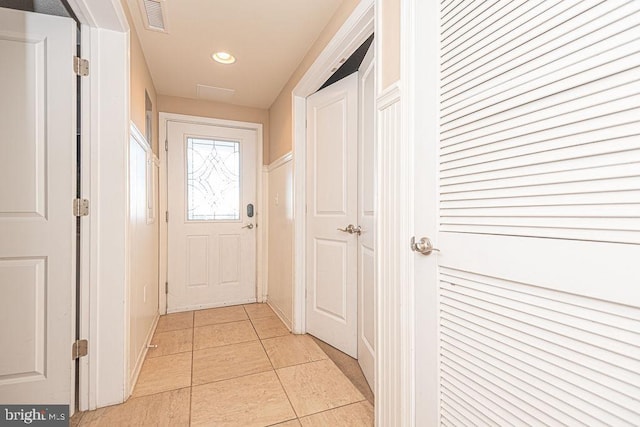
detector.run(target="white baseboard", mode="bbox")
[128,313,160,397]
[267,301,293,332]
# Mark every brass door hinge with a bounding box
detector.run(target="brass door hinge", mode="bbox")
[72,339,88,360]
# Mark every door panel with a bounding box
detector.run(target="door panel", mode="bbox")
[306,73,358,357]
[0,8,76,404]
[358,44,375,389]
[167,122,257,312]
[416,1,640,424]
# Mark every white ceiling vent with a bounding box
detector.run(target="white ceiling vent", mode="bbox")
[196,84,236,102]
[139,0,168,33]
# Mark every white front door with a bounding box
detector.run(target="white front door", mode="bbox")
[0,8,76,404]
[415,1,640,425]
[357,45,376,389]
[167,121,257,312]
[306,73,359,357]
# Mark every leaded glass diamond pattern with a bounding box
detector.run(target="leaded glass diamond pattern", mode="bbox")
[186,137,240,221]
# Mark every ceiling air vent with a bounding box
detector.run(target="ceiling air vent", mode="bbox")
[139,0,168,33]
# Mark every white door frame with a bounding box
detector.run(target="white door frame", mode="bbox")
[404,0,438,424]
[159,112,266,314]
[291,0,374,335]
[66,0,132,411]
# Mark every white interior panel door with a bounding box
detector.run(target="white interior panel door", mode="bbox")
[306,73,358,357]
[416,1,640,424]
[0,8,76,404]
[358,45,376,389]
[167,122,257,312]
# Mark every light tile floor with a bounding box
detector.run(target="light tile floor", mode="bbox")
[73,303,374,426]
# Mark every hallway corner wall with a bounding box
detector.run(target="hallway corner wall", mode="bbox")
[266,153,294,328]
[268,0,361,164]
[121,0,161,397]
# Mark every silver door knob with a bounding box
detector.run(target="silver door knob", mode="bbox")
[242,223,254,229]
[338,224,356,234]
[411,236,440,255]
[337,224,361,235]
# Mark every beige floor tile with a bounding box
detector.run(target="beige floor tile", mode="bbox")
[251,315,290,339]
[192,340,272,385]
[70,411,84,427]
[299,401,374,426]
[147,328,192,358]
[194,305,248,327]
[270,420,302,426]
[311,337,374,405]
[79,388,190,427]
[244,303,276,319]
[132,352,192,398]
[155,311,193,333]
[193,320,258,350]
[191,371,296,426]
[276,359,365,417]
[262,334,327,368]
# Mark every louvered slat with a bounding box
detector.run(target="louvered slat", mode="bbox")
[438,2,640,243]
[438,2,640,424]
[439,268,640,426]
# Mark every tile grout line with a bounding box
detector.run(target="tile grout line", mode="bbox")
[127,385,192,402]
[188,344,326,389]
[192,366,275,388]
[297,398,370,421]
[245,304,302,422]
[193,336,259,352]
[273,368,301,419]
[193,316,250,328]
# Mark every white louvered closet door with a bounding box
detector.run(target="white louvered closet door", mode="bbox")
[434,0,640,425]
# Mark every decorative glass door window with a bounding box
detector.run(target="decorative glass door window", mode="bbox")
[186,137,240,221]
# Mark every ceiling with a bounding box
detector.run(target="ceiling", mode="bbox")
[126,0,345,109]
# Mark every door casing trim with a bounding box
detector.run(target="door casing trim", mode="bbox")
[158,112,266,314]
[67,0,131,411]
[291,0,374,335]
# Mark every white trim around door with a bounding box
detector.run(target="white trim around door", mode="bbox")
[65,0,132,411]
[159,113,265,315]
[291,0,373,335]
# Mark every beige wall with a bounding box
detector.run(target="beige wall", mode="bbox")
[158,95,270,164]
[123,2,158,154]
[381,0,401,88]
[268,0,361,163]
[121,1,161,393]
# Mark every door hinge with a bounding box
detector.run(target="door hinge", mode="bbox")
[165,211,169,222]
[165,282,169,294]
[73,198,89,217]
[165,139,168,151]
[72,339,88,360]
[73,56,89,76]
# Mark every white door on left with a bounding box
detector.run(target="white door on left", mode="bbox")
[0,8,76,404]
[167,121,258,312]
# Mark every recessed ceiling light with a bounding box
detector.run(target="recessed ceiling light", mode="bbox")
[212,51,236,64]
